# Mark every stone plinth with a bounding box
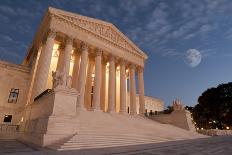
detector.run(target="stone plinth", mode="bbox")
[20,87,78,147]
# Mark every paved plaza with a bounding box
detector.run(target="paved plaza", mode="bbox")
[0,136,231,155]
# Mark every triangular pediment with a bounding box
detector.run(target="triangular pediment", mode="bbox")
[48,7,147,59]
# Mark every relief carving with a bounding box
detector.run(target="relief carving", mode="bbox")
[58,14,141,57]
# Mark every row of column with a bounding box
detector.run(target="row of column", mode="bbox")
[32,29,145,115]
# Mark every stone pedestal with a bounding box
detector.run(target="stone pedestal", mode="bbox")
[21,87,78,147]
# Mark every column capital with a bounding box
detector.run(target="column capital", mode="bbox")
[109,55,115,62]
[137,66,144,73]
[129,64,136,70]
[80,42,89,51]
[66,36,74,45]
[48,29,57,39]
[95,49,102,57]
[119,59,127,65]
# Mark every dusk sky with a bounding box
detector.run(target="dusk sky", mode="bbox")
[0,0,232,107]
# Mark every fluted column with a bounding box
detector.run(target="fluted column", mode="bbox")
[92,50,102,111]
[56,45,64,73]
[77,43,89,109]
[84,58,94,110]
[100,60,106,111]
[119,60,127,114]
[129,64,137,115]
[138,67,145,114]
[32,29,56,99]
[108,55,116,113]
[72,51,80,89]
[62,37,73,76]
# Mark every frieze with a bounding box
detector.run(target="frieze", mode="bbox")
[49,11,147,60]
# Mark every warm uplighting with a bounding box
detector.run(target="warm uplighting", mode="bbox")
[126,69,129,73]
[201,128,204,130]
[21,117,24,122]
[196,128,199,130]
[92,73,95,78]
[106,62,109,67]
[226,127,230,130]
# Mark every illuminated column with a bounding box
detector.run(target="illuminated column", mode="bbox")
[129,64,137,115]
[72,51,80,89]
[138,67,145,114]
[92,50,102,111]
[77,43,89,109]
[108,55,116,113]
[56,45,64,73]
[32,29,56,98]
[119,60,127,114]
[84,58,94,110]
[100,60,106,111]
[62,37,73,76]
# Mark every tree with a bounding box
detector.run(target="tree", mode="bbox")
[192,82,232,129]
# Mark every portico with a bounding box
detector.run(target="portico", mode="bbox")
[27,7,148,115]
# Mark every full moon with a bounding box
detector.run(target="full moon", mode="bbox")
[185,49,202,67]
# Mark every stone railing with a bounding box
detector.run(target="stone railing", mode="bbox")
[0,124,19,132]
[34,89,52,101]
[198,129,232,136]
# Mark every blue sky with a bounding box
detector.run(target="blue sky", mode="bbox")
[0,0,232,107]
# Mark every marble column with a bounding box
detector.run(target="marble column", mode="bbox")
[92,50,102,111]
[84,58,94,110]
[138,67,145,114]
[108,55,116,113]
[77,43,89,109]
[72,50,80,89]
[119,60,127,114]
[32,29,56,99]
[129,64,137,115]
[56,45,64,73]
[61,37,73,78]
[100,60,106,111]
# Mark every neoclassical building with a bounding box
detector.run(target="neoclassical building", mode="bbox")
[24,7,148,114]
[0,7,167,147]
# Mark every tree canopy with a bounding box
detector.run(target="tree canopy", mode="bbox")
[192,82,232,129]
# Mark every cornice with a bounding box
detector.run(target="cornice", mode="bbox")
[48,7,148,60]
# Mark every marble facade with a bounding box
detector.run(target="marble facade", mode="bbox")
[0,7,165,146]
[24,7,148,114]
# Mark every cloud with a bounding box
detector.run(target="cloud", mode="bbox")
[1,35,13,42]
[0,13,9,23]
[0,46,21,62]
[0,5,16,16]
[159,49,184,58]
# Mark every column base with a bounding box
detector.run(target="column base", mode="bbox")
[108,110,117,114]
[119,110,128,115]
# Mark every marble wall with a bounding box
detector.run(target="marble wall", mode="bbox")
[0,61,30,125]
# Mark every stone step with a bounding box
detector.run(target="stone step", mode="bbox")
[70,135,170,141]
[75,133,191,139]
[59,140,163,150]
[68,137,167,142]
[64,139,166,146]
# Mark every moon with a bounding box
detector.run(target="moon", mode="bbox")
[185,49,202,67]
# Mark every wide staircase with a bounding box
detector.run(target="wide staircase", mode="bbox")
[50,111,206,151]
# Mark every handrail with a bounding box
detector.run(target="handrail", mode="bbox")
[34,89,52,102]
